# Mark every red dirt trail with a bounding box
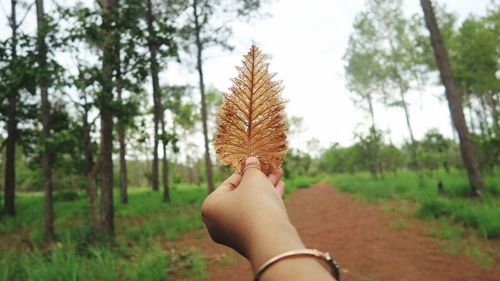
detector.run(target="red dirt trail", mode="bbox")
[166,183,500,281]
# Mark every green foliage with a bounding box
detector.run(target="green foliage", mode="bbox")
[0,185,208,281]
[283,149,313,178]
[0,241,172,281]
[328,169,500,239]
[318,128,408,176]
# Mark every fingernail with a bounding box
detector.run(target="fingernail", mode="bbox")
[246,156,259,165]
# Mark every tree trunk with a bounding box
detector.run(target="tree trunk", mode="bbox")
[83,107,99,230]
[99,0,118,236]
[3,0,18,217]
[4,95,17,217]
[36,0,54,242]
[118,122,128,204]
[116,54,128,204]
[160,111,170,203]
[146,0,160,192]
[193,0,215,193]
[421,0,484,196]
[388,38,418,170]
[400,90,418,170]
[367,93,376,129]
[487,92,499,134]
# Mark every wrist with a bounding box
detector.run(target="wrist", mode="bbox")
[246,220,305,271]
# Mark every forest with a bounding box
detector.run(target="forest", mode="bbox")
[0,0,499,280]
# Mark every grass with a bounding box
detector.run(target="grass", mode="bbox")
[0,184,207,281]
[327,169,500,240]
[0,174,318,281]
[284,175,322,196]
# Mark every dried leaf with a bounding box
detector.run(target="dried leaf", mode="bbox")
[214,45,288,174]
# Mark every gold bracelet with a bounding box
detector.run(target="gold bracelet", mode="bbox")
[253,249,340,281]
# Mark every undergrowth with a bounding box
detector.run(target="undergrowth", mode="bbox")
[327,169,500,239]
[0,185,206,281]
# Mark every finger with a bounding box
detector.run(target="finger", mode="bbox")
[241,156,262,175]
[275,180,285,197]
[241,157,275,192]
[267,167,283,186]
[213,173,242,194]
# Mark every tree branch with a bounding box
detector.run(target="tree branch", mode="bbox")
[17,1,36,28]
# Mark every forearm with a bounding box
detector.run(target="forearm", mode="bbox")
[247,220,335,281]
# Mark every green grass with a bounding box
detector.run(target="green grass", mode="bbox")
[284,175,323,196]
[0,174,321,281]
[0,184,208,281]
[327,169,500,239]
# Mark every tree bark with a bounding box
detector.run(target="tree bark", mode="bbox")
[118,121,128,204]
[367,93,376,129]
[193,0,215,193]
[99,0,118,236]
[487,92,499,134]
[3,0,18,217]
[146,0,160,192]
[82,104,99,230]
[36,0,54,242]
[160,110,170,203]
[421,0,484,196]
[116,53,128,204]
[394,69,418,170]
[400,89,418,170]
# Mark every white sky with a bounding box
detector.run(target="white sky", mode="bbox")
[0,0,494,152]
[166,0,493,150]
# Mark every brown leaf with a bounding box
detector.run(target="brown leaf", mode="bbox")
[214,45,288,175]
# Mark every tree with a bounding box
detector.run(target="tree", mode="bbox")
[349,0,425,170]
[144,0,177,193]
[355,127,385,178]
[1,0,37,216]
[2,0,20,217]
[36,0,54,241]
[185,0,264,193]
[420,0,484,196]
[99,0,119,236]
[344,16,387,128]
[419,129,452,174]
[453,16,500,135]
[115,0,150,203]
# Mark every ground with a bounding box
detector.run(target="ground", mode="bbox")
[166,183,500,281]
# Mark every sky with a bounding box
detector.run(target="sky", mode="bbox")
[166,0,494,150]
[0,0,495,153]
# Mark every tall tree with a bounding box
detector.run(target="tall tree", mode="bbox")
[99,0,119,236]
[453,16,500,135]
[420,0,484,196]
[160,106,170,202]
[349,0,425,170]
[115,0,148,203]
[3,0,19,216]
[36,0,54,241]
[62,3,103,230]
[186,0,263,193]
[144,0,177,193]
[191,0,214,192]
[145,0,161,192]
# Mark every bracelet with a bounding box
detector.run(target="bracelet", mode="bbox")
[253,249,340,281]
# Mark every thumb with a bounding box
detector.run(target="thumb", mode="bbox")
[240,157,273,190]
[242,156,262,174]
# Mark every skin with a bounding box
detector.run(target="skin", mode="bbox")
[201,157,335,281]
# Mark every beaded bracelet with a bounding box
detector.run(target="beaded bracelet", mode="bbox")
[253,249,340,281]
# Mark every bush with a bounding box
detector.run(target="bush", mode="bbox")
[417,199,450,219]
[54,190,80,202]
[328,169,500,239]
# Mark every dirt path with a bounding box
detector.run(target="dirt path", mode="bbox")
[167,183,500,281]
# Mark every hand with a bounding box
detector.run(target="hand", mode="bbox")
[201,157,305,269]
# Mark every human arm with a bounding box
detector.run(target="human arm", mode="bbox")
[201,157,336,281]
